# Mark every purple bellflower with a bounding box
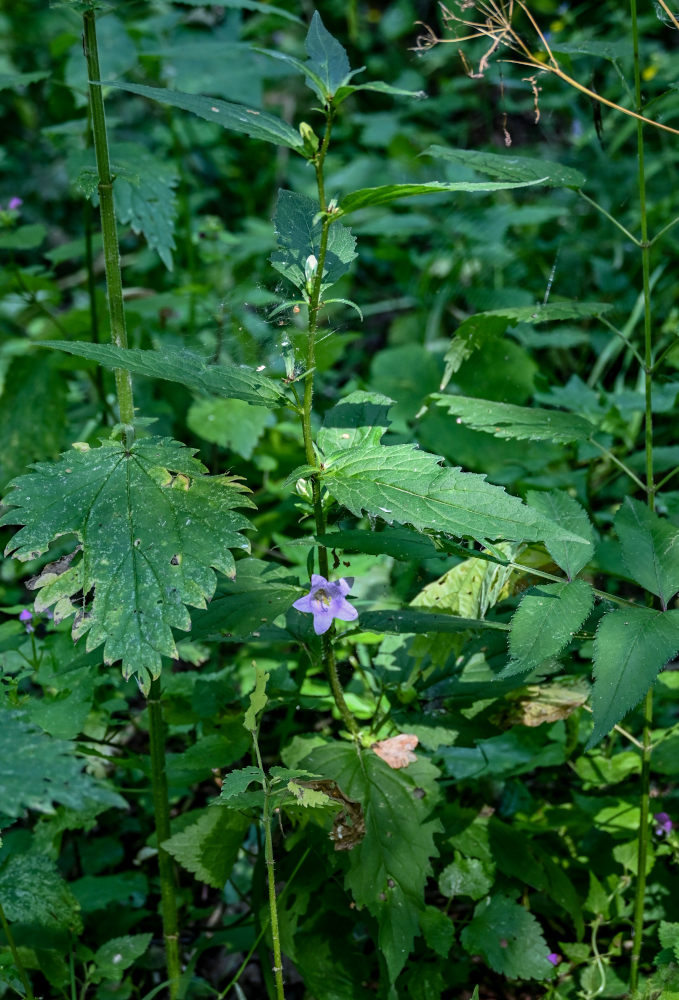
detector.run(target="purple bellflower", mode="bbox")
[293,574,358,635]
[654,812,673,836]
[7,197,22,211]
[547,952,560,966]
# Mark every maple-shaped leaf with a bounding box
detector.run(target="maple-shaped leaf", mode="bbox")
[1,436,253,689]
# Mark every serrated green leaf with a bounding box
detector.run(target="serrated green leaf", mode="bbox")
[419,905,455,958]
[318,390,393,453]
[244,667,269,730]
[2,437,252,688]
[162,809,249,888]
[322,442,584,544]
[0,223,46,250]
[92,934,152,984]
[503,579,594,677]
[338,178,545,215]
[439,853,495,900]
[110,82,304,150]
[0,711,126,821]
[588,608,679,747]
[358,609,509,635]
[189,558,301,642]
[425,145,586,188]
[187,397,274,459]
[460,894,554,979]
[271,189,356,295]
[432,395,593,443]
[111,142,178,269]
[218,766,263,800]
[615,497,679,608]
[40,341,287,407]
[411,542,518,619]
[0,853,82,933]
[302,743,441,983]
[304,11,356,99]
[526,490,595,579]
[316,526,438,562]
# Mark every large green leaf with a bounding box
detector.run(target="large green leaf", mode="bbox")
[338,178,545,215]
[112,142,178,270]
[2,437,253,688]
[615,497,679,609]
[162,809,250,888]
[302,742,442,983]
[425,145,586,188]
[526,490,595,580]
[321,442,584,545]
[503,579,594,677]
[441,302,612,388]
[0,711,126,822]
[0,853,82,933]
[432,395,593,444]
[460,894,554,979]
[271,189,356,295]
[110,82,304,151]
[40,341,287,407]
[316,526,438,562]
[588,608,679,747]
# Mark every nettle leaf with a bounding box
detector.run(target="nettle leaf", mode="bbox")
[162,809,250,888]
[271,189,356,295]
[338,178,545,216]
[503,579,595,677]
[111,142,178,270]
[0,853,82,933]
[526,490,595,580]
[318,390,393,453]
[41,341,287,407]
[321,443,583,545]
[110,82,304,151]
[441,302,611,389]
[425,145,586,189]
[0,710,126,822]
[1,437,253,689]
[588,608,679,747]
[302,742,442,984]
[358,609,509,636]
[615,497,679,609]
[432,395,593,444]
[91,934,152,984]
[460,894,554,980]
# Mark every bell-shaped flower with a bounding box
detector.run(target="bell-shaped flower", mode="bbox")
[292,574,358,635]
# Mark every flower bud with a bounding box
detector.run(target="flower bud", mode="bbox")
[299,121,319,156]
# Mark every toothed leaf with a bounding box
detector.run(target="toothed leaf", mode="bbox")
[503,579,594,678]
[615,497,679,608]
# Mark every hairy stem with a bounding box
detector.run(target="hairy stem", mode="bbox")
[147,679,181,999]
[630,0,655,989]
[0,900,34,1000]
[298,108,359,737]
[252,731,285,1000]
[82,6,134,431]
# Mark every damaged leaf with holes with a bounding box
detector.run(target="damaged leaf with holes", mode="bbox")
[1,436,253,689]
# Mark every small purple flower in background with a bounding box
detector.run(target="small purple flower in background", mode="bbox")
[547,952,561,966]
[7,197,22,211]
[19,608,33,633]
[292,574,358,635]
[654,811,673,836]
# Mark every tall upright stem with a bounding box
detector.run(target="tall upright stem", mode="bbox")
[299,109,358,737]
[82,6,135,431]
[0,900,34,1000]
[147,678,181,999]
[252,733,285,1000]
[629,0,655,990]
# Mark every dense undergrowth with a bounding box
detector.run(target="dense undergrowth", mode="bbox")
[1,1,679,998]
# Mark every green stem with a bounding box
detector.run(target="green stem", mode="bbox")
[147,678,181,1000]
[577,189,640,245]
[82,6,135,431]
[252,732,285,1000]
[0,900,34,1000]
[629,0,655,990]
[297,108,359,738]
